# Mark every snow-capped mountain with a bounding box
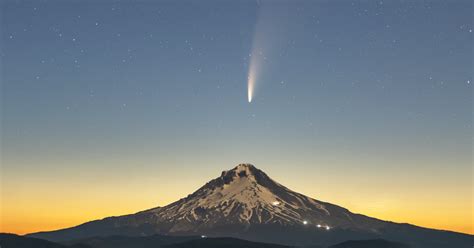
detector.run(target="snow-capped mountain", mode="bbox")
[29,164,473,248]
[142,163,383,233]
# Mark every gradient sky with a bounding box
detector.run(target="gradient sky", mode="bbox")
[1,0,472,235]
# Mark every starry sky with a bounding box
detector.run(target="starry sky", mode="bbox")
[1,0,472,235]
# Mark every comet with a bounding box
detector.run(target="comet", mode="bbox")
[246,2,287,103]
[247,60,255,103]
[246,3,267,104]
[248,74,254,103]
[247,36,264,103]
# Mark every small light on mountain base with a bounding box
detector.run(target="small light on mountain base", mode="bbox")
[303,220,308,225]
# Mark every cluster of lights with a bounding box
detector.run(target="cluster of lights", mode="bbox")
[269,201,331,231]
[269,202,331,231]
[317,224,331,230]
[304,221,331,230]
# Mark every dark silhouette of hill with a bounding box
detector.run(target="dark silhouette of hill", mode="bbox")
[0,233,90,248]
[65,234,199,248]
[1,233,292,248]
[329,239,410,248]
[163,237,291,248]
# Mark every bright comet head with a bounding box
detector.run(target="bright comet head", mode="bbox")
[247,74,254,103]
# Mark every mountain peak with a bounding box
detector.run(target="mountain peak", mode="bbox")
[235,163,255,169]
[220,163,261,182]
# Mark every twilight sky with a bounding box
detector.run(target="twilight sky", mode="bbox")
[1,0,472,235]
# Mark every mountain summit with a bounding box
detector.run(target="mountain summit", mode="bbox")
[29,163,473,248]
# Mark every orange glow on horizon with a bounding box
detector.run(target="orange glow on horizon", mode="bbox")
[2,204,472,236]
[1,159,472,236]
[1,191,472,235]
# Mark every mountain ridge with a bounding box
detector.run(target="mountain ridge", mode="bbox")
[28,163,474,248]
